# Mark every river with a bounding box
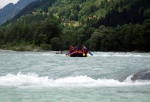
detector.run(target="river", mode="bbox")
[0,51,150,102]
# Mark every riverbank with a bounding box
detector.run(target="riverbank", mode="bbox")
[0,44,149,53]
[0,44,49,52]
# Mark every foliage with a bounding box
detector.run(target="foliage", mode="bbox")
[40,44,52,51]
[89,20,150,52]
[0,18,62,51]
[50,37,62,51]
[0,0,150,52]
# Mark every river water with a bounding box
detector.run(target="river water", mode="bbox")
[0,51,150,102]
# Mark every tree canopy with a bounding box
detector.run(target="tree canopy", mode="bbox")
[0,0,150,52]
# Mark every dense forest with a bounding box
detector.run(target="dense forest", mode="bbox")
[0,0,150,52]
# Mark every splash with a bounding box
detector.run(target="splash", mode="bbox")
[0,72,149,88]
[124,74,150,83]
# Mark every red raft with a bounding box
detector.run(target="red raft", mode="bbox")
[69,50,87,57]
[66,46,88,57]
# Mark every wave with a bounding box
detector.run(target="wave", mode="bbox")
[93,52,150,57]
[0,72,150,88]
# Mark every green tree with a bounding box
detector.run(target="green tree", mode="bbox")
[50,37,62,50]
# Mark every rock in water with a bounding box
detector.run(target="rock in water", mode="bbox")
[131,70,150,81]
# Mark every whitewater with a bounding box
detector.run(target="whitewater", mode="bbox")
[0,51,150,102]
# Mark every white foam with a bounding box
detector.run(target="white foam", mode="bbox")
[42,53,55,56]
[93,52,150,57]
[0,72,149,88]
[124,74,137,84]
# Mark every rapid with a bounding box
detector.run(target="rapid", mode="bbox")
[0,51,150,102]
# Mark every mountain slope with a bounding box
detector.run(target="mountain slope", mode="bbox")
[12,0,56,21]
[47,0,150,27]
[2,0,150,27]
[0,0,150,51]
[0,0,36,25]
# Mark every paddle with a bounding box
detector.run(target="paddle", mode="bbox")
[66,52,69,55]
[88,51,93,56]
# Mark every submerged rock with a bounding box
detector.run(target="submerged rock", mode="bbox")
[131,69,150,81]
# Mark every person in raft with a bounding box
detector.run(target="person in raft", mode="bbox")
[69,45,88,56]
[82,46,88,56]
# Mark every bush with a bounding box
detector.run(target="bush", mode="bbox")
[40,44,52,50]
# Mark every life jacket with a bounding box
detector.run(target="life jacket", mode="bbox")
[82,47,88,54]
[69,46,74,53]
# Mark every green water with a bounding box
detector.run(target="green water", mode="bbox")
[0,51,150,102]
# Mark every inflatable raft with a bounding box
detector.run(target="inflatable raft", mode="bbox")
[68,50,87,57]
[66,46,93,57]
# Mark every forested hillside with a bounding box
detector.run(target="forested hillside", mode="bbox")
[48,0,150,27]
[0,0,150,52]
